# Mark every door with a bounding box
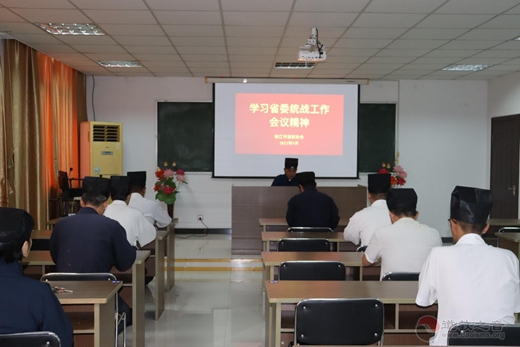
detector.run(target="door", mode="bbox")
[490,115,520,218]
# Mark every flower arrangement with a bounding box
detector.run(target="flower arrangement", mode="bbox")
[154,165,188,205]
[379,162,407,187]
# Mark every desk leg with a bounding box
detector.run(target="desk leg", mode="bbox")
[274,303,282,347]
[155,238,165,320]
[263,240,268,252]
[95,296,116,347]
[133,261,145,347]
[359,266,363,281]
[265,299,276,347]
[166,231,175,292]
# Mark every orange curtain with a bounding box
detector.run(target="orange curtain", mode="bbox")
[0,45,9,206]
[3,39,87,227]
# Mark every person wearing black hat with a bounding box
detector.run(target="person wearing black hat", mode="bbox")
[104,176,157,248]
[128,171,172,228]
[362,188,442,279]
[271,158,300,187]
[416,186,520,346]
[286,171,340,229]
[344,174,392,247]
[0,208,73,347]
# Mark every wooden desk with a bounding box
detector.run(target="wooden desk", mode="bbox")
[496,232,520,259]
[47,217,64,227]
[49,280,121,347]
[259,217,349,232]
[261,231,347,252]
[32,230,52,239]
[265,281,436,347]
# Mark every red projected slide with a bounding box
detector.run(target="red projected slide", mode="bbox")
[235,93,344,155]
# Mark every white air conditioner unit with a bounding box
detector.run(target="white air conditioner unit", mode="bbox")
[80,121,123,178]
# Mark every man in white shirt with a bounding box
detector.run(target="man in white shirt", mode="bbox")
[344,173,392,248]
[104,176,156,248]
[362,188,442,280]
[127,171,172,228]
[416,186,520,346]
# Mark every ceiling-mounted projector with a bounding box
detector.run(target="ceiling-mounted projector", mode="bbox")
[298,27,326,62]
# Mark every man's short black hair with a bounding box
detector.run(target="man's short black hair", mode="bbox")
[81,192,107,207]
[0,208,34,263]
[370,192,387,200]
[456,220,487,234]
[389,208,418,218]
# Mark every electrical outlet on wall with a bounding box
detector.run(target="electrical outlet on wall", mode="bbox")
[197,215,203,221]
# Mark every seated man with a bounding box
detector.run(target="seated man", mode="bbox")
[362,188,442,279]
[272,158,300,187]
[127,171,172,228]
[344,173,392,247]
[50,177,136,329]
[416,186,520,346]
[104,175,156,248]
[0,208,73,347]
[286,171,340,229]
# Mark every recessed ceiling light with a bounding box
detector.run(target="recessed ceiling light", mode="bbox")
[35,23,105,36]
[96,60,142,68]
[514,36,520,41]
[442,64,492,72]
[274,62,315,69]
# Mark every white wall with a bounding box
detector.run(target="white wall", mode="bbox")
[87,77,489,235]
[488,71,520,118]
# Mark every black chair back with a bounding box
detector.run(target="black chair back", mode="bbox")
[0,332,61,347]
[381,272,420,281]
[294,298,384,345]
[356,245,367,252]
[58,171,70,193]
[277,238,331,252]
[41,272,117,282]
[448,323,520,345]
[498,227,520,233]
[287,227,333,233]
[279,261,346,281]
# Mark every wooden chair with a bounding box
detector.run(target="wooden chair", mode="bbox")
[0,332,61,347]
[279,261,346,281]
[448,323,520,345]
[293,298,384,345]
[381,272,420,281]
[497,227,520,246]
[277,238,331,252]
[57,171,82,217]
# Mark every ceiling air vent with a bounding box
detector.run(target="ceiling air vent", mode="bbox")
[92,124,120,142]
[274,62,316,69]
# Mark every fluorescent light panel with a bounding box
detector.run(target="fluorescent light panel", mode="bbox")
[442,64,492,71]
[274,62,315,69]
[96,60,142,68]
[35,23,105,36]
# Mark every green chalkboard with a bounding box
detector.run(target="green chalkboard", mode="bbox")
[157,102,214,172]
[358,103,396,172]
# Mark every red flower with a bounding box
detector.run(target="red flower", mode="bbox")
[397,177,406,185]
[176,169,185,175]
[163,186,175,195]
[390,176,397,185]
[379,168,389,174]
[155,169,164,178]
[153,184,160,192]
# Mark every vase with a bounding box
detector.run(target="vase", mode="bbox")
[167,203,174,218]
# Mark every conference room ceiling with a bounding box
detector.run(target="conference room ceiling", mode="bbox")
[1,0,520,80]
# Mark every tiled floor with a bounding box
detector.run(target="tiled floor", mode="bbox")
[128,234,264,347]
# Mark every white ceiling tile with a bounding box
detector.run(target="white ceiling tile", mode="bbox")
[222,0,293,11]
[113,36,170,46]
[471,68,517,74]
[230,61,273,68]
[141,62,186,68]
[387,72,428,77]
[274,54,299,61]
[0,22,45,34]
[399,63,448,70]
[190,67,230,73]
[85,71,116,76]
[348,73,384,78]
[506,4,520,13]
[276,47,300,56]
[427,70,472,76]
[145,0,220,11]
[356,63,404,70]
[154,72,194,77]
[440,40,503,49]
[324,55,369,63]
[132,54,182,61]
[0,8,24,21]
[400,29,468,40]
[71,45,127,53]
[146,67,190,73]
[231,72,270,77]
[177,46,227,54]
[417,14,494,28]
[312,63,361,70]
[294,0,369,12]
[419,75,457,80]
[182,54,228,61]
[98,24,164,36]
[46,53,92,61]
[365,56,416,64]
[485,64,520,70]
[284,27,347,38]
[226,26,284,37]
[11,9,90,22]
[155,11,221,25]
[457,57,511,64]
[228,47,277,55]
[334,38,392,48]
[170,37,225,47]
[387,40,448,49]
[229,37,281,47]
[106,67,149,73]
[280,37,335,48]
[114,72,155,76]
[457,74,499,80]
[308,72,350,77]
[68,60,110,67]
[472,50,520,58]
[328,48,380,56]
[352,13,426,28]
[457,29,520,40]
[0,0,74,8]
[344,28,407,39]
[289,12,357,27]
[229,55,274,62]
[192,72,230,77]
[11,33,61,44]
[125,45,176,54]
[502,58,520,65]
[365,0,446,13]
[83,10,156,24]
[492,41,520,49]
[376,49,431,57]
[412,57,462,64]
[435,0,520,14]
[84,53,134,60]
[164,25,223,37]
[186,61,229,68]
[70,0,148,10]
[480,15,520,28]
[232,68,271,74]
[57,36,118,45]
[354,69,397,75]
[224,11,289,26]
[423,49,482,57]
[30,44,77,53]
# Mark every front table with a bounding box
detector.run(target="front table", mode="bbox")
[261,231,347,252]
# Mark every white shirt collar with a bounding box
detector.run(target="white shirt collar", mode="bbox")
[110,200,127,206]
[393,217,417,225]
[371,199,387,207]
[455,233,486,245]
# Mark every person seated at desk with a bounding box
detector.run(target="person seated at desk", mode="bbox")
[362,188,442,279]
[50,177,136,330]
[0,208,73,347]
[286,171,340,229]
[416,186,520,346]
[127,171,172,228]
[344,173,392,247]
[271,158,300,187]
